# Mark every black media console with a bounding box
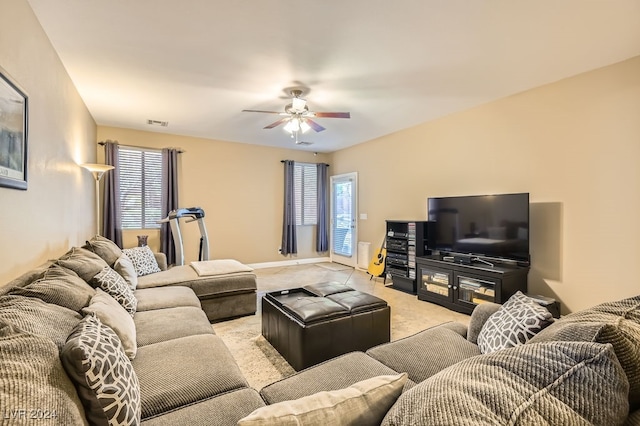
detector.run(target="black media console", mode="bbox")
[416,255,529,315]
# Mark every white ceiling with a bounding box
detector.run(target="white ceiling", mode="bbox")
[27,0,640,153]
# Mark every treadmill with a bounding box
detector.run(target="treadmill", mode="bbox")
[158,207,210,266]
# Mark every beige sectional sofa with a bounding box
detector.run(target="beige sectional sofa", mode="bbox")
[0,237,265,425]
[1,234,639,425]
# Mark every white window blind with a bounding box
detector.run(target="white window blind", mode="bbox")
[294,162,317,226]
[118,147,162,229]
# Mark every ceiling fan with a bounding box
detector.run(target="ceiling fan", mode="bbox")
[242,89,350,134]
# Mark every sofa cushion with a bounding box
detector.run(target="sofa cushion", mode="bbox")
[134,286,201,311]
[56,246,110,282]
[381,341,629,426]
[477,291,553,354]
[466,301,501,344]
[0,323,87,425]
[530,294,640,409]
[62,314,141,426]
[0,262,52,296]
[90,266,138,316]
[83,235,123,267]
[260,351,413,405]
[134,306,214,346]
[133,334,248,419]
[0,295,81,350]
[140,388,266,426]
[8,264,95,312]
[366,323,481,383]
[239,373,407,426]
[123,246,162,277]
[114,253,138,290]
[136,265,256,297]
[82,288,137,359]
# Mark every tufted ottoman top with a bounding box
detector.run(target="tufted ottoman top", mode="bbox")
[327,290,388,314]
[280,297,348,323]
[303,282,353,297]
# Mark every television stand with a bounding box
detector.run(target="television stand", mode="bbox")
[416,255,528,315]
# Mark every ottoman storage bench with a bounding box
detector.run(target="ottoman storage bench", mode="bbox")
[261,282,390,371]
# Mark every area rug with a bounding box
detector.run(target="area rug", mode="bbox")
[212,314,295,390]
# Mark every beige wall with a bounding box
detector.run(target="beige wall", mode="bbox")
[96,127,330,264]
[330,56,640,313]
[0,0,96,285]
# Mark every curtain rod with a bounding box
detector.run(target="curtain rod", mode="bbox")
[98,141,184,154]
[281,160,329,166]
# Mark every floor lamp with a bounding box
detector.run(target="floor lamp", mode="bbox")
[81,163,115,236]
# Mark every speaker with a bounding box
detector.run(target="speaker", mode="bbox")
[423,221,437,254]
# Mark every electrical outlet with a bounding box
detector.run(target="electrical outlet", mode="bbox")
[278,248,282,254]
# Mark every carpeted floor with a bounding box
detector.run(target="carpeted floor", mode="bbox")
[212,263,470,390]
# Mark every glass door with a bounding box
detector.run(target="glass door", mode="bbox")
[418,264,453,302]
[455,274,497,306]
[330,172,357,267]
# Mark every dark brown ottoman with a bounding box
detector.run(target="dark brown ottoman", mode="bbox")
[261,282,390,371]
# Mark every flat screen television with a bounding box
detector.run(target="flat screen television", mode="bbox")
[427,192,530,265]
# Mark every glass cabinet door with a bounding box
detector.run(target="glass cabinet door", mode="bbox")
[419,266,453,301]
[456,275,496,306]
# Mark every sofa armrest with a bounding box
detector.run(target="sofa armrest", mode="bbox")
[466,302,501,344]
[154,252,168,271]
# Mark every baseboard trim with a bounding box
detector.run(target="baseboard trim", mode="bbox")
[247,257,331,270]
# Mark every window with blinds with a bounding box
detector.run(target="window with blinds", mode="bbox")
[118,147,162,229]
[294,162,317,226]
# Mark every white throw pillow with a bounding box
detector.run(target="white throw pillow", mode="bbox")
[82,288,137,359]
[114,253,138,290]
[238,373,407,425]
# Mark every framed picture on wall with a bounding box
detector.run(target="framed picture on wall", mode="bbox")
[0,66,28,190]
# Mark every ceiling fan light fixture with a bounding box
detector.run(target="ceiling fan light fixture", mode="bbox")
[299,120,311,133]
[284,118,300,133]
[291,97,306,112]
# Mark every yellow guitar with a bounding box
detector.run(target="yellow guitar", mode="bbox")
[368,237,387,278]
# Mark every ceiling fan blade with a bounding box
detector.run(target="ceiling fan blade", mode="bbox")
[312,112,350,119]
[242,109,282,114]
[264,117,289,129]
[305,118,326,132]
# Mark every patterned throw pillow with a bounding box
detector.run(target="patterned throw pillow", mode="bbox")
[122,246,161,277]
[90,266,137,316]
[62,314,141,426]
[477,291,553,354]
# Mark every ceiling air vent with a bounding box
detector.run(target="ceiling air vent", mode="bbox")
[147,119,169,127]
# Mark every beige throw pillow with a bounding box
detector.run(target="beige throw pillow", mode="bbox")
[82,288,137,359]
[238,373,407,426]
[114,253,138,290]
